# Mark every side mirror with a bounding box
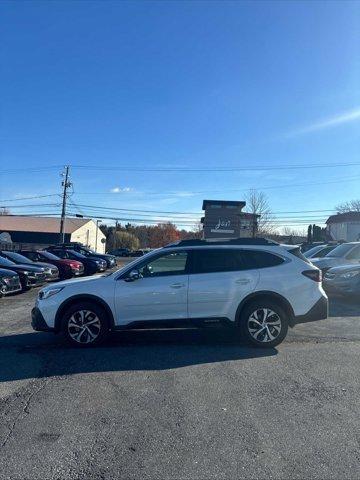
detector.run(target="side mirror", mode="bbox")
[125,269,142,282]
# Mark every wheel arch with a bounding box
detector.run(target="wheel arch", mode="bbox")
[54,294,115,332]
[236,291,295,327]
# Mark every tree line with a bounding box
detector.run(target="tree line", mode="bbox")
[100,222,203,251]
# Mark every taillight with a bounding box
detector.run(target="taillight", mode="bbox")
[302,269,322,282]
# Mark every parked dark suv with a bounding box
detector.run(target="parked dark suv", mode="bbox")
[57,243,116,268]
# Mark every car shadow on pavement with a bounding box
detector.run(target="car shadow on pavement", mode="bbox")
[0,328,277,383]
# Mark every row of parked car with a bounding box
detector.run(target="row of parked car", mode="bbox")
[0,242,117,297]
[302,241,360,297]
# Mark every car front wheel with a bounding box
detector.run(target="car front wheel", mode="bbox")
[62,302,109,347]
[240,301,288,348]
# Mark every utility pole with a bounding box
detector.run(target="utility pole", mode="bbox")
[59,165,72,243]
[95,219,101,252]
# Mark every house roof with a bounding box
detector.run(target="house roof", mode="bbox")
[0,216,91,234]
[326,212,360,224]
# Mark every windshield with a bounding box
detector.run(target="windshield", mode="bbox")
[70,250,87,259]
[41,251,60,260]
[325,243,355,258]
[304,246,324,258]
[4,252,32,264]
[0,257,16,267]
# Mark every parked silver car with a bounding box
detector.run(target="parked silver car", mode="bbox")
[311,242,360,273]
[323,265,360,297]
[304,244,338,259]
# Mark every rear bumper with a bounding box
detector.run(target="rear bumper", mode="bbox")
[31,307,54,332]
[292,296,328,325]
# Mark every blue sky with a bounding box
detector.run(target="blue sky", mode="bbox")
[1,0,359,231]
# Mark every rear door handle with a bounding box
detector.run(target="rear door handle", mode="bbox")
[236,279,250,285]
[170,283,185,289]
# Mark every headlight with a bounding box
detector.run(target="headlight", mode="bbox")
[39,287,64,300]
[339,271,360,279]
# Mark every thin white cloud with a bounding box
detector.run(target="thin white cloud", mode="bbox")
[286,107,360,137]
[110,186,132,193]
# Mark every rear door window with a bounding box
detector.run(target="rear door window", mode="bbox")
[191,249,245,274]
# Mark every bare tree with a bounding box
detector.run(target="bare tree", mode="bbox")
[245,189,275,236]
[335,199,360,213]
[282,227,307,237]
[0,207,10,215]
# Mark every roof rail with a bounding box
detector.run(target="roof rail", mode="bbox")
[164,238,279,248]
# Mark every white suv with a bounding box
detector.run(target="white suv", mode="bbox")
[31,239,328,348]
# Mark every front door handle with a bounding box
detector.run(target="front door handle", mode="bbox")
[170,283,185,289]
[236,279,250,285]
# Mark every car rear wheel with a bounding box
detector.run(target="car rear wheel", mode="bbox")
[62,302,109,347]
[240,301,288,348]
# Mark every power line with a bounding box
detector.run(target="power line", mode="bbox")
[0,194,60,202]
[1,166,64,175]
[71,162,360,172]
[70,174,360,197]
[0,203,61,209]
[67,204,329,221]
[0,199,335,220]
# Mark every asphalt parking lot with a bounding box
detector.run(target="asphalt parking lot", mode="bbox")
[0,288,360,480]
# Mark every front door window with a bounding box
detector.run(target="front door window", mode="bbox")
[139,252,188,277]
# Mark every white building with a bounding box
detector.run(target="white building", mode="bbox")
[0,216,106,253]
[326,212,360,242]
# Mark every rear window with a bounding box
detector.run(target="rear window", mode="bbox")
[191,248,285,274]
[287,247,311,264]
[242,250,285,269]
[326,243,355,258]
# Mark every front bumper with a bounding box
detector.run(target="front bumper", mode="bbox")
[31,307,54,332]
[292,296,328,325]
[28,273,47,286]
[1,281,22,295]
[45,269,60,281]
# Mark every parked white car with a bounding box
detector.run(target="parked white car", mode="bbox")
[32,239,328,348]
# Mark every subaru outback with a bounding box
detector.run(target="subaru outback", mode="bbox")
[31,239,328,348]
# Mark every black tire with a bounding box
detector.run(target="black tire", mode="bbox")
[240,301,288,348]
[61,301,109,347]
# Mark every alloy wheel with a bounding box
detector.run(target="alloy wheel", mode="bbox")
[247,308,282,343]
[67,310,101,344]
